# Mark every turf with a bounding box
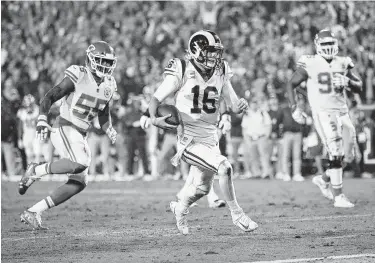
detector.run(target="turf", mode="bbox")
[1,178,375,263]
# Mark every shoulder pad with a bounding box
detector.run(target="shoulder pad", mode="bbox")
[346,56,354,69]
[163,58,184,82]
[296,55,310,69]
[64,65,85,84]
[222,60,233,81]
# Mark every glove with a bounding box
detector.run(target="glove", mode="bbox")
[106,126,117,144]
[236,98,249,113]
[140,115,151,130]
[332,73,349,89]
[218,113,231,134]
[36,115,53,141]
[291,105,306,125]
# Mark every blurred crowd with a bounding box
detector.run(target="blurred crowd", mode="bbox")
[2,1,375,179]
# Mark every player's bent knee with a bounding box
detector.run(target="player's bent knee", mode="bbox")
[195,185,210,197]
[217,160,233,177]
[67,179,86,192]
[328,156,343,169]
[71,163,88,174]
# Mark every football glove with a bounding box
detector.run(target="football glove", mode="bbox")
[332,73,350,89]
[140,115,151,130]
[18,139,24,149]
[291,105,306,125]
[36,115,53,141]
[237,98,249,113]
[106,126,117,144]
[218,113,231,134]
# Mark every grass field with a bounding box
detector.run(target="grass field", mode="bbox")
[1,178,375,263]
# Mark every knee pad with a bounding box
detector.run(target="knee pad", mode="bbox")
[217,160,233,178]
[328,156,343,169]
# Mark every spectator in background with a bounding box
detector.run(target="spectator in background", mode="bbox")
[279,96,305,182]
[123,96,150,177]
[268,96,284,178]
[1,78,21,177]
[241,96,272,179]
[228,112,244,178]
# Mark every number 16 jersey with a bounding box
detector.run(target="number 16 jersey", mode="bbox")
[164,58,233,141]
[297,55,354,114]
[59,65,117,132]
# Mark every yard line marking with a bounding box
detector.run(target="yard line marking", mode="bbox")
[264,213,373,223]
[238,253,375,263]
[1,236,52,242]
[322,234,359,240]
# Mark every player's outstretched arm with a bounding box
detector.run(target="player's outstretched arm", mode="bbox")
[99,104,117,144]
[286,68,308,108]
[37,77,75,141]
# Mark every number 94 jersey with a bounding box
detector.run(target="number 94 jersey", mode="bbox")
[165,58,233,141]
[297,55,354,114]
[60,65,117,132]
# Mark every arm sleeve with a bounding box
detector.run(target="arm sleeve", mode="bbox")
[98,103,112,131]
[153,75,180,102]
[39,77,75,116]
[346,57,355,70]
[221,80,239,110]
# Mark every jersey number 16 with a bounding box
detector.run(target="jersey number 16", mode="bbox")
[190,85,218,114]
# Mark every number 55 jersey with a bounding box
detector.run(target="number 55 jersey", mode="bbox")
[59,65,117,133]
[161,58,233,143]
[297,55,354,114]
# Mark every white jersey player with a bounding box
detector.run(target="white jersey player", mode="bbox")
[287,30,362,208]
[149,30,258,234]
[17,95,41,163]
[18,41,118,229]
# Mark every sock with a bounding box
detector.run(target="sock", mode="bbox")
[178,184,205,209]
[49,180,85,206]
[35,163,51,177]
[327,168,343,197]
[206,181,219,203]
[177,169,195,201]
[28,196,55,213]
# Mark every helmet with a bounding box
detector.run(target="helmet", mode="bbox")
[188,30,224,70]
[22,94,36,111]
[86,41,117,78]
[314,30,338,60]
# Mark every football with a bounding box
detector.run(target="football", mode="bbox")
[156,104,181,126]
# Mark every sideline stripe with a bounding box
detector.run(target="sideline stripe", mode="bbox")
[238,253,375,263]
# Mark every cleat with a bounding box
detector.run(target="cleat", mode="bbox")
[312,175,333,200]
[170,201,189,235]
[292,174,305,182]
[20,210,48,230]
[208,199,226,208]
[283,174,292,182]
[231,210,258,232]
[334,194,355,208]
[18,163,38,195]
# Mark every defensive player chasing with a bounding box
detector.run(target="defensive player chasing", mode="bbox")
[287,30,362,208]
[149,30,258,234]
[18,41,118,229]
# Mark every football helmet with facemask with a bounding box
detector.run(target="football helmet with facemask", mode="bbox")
[86,41,117,78]
[188,30,224,70]
[314,30,338,60]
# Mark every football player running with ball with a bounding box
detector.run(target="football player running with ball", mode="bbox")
[149,30,258,234]
[287,30,362,208]
[19,41,118,229]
